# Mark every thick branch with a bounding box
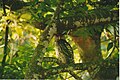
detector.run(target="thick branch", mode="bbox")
[36,10,118,32]
[65,10,118,29]
[43,62,97,77]
[41,59,118,78]
[42,57,81,79]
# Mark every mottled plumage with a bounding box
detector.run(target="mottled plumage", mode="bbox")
[55,38,74,64]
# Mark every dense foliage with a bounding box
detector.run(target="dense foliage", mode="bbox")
[0,0,119,79]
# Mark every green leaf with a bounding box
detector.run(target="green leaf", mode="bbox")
[107,42,113,51]
[77,0,86,3]
[72,28,89,38]
[46,47,55,52]
[16,61,22,69]
[83,6,88,10]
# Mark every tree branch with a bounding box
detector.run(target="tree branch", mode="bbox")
[42,57,61,64]
[41,61,97,78]
[25,0,65,79]
[63,10,118,30]
[0,0,11,78]
[37,59,118,78]
[42,57,81,79]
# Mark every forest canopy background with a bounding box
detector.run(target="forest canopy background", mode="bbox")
[0,0,119,79]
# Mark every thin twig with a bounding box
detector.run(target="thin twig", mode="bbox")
[1,0,9,78]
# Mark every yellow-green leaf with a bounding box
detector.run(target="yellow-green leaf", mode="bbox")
[20,13,31,20]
